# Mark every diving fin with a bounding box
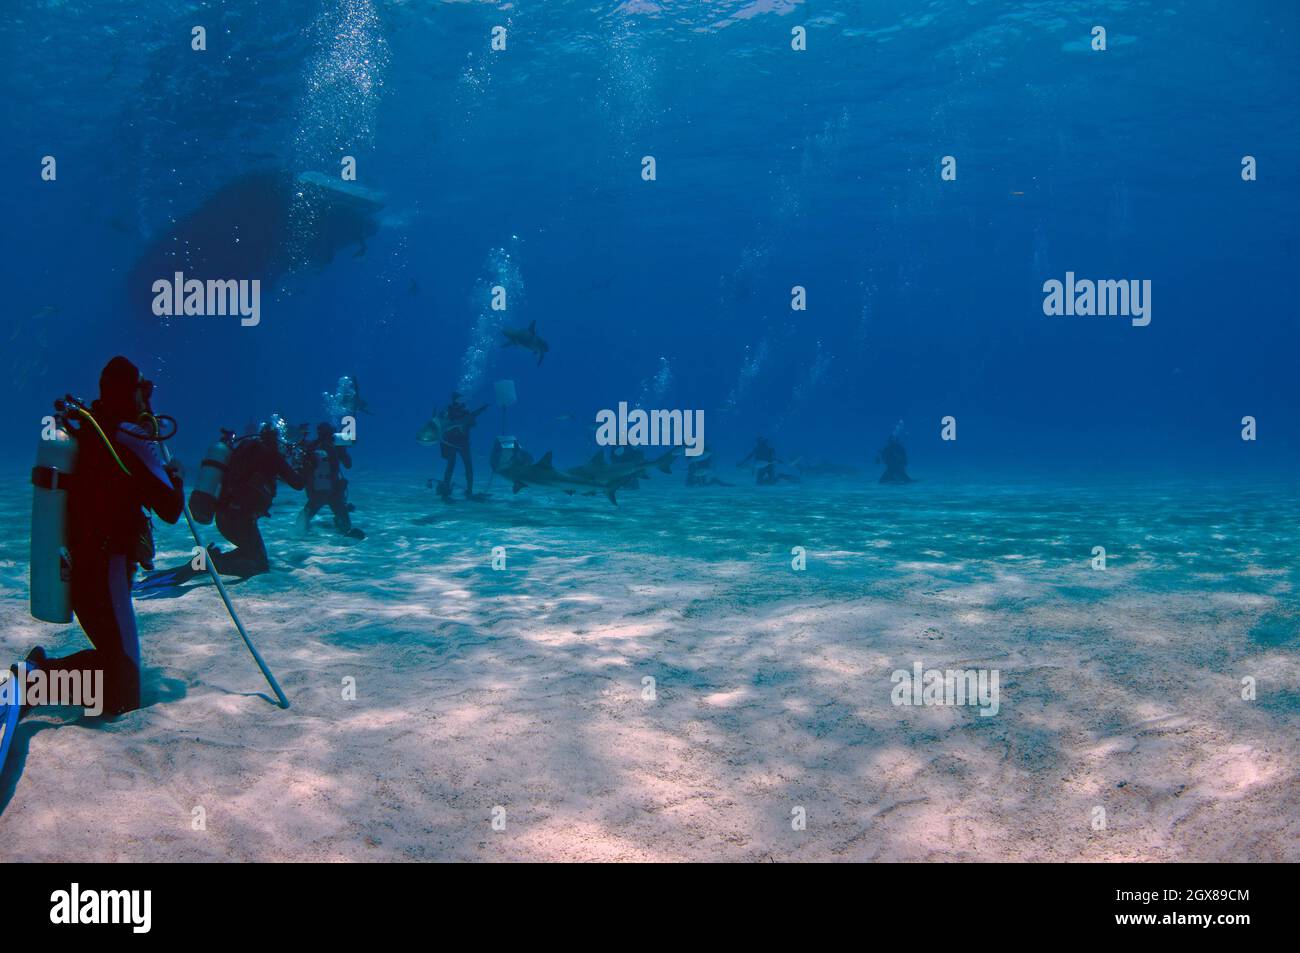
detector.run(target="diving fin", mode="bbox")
[134,562,199,592]
[0,666,24,772]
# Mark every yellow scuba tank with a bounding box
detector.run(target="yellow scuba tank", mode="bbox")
[30,426,77,623]
[190,433,232,524]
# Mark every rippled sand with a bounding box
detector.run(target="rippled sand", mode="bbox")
[0,468,1296,861]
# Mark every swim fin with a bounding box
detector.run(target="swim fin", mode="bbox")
[0,666,22,773]
[134,563,199,592]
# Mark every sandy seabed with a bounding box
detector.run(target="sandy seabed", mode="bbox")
[1,467,1296,861]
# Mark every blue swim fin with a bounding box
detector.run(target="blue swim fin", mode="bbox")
[134,564,197,592]
[0,667,21,773]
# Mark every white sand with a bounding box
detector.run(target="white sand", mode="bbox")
[0,471,1296,861]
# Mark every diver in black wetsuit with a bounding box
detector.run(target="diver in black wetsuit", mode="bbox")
[207,425,305,577]
[738,437,799,485]
[298,422,365,539]
[877,431,913,484]
[436,393,480,499]
[19,357,185,717]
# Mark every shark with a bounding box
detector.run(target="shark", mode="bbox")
[789,457,859,477]
[566,447,664,491]
[348,377,374,416]
[324,374,373,423]
[494,446,677,504]
[501,321,549,366]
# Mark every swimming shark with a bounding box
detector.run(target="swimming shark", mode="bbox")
[324,374,373,423]
[501,321,549,366]
[347,377,373,415]
[494,446,677,504]
[566,447,665,491]
[789,457,859,477]
[415,403,490,446]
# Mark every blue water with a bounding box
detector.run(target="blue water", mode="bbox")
[2,0,1297,478]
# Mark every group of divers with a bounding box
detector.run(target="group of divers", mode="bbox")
[1,354,914,747]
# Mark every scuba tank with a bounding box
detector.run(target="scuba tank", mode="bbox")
[190,432,234,524]
[30,425,77,623]
[310,447,333,493]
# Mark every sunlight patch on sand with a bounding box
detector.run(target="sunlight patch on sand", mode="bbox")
[702,688,749,707]
[1241,565,1287,577]
[338,707,416,731]
[513,819,677,862]
[1195,746,1284,797]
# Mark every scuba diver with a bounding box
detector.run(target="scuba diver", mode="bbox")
[297,422,365,539]
[737,437,799,485]
[140,423,304,587]
[433,392,488,500]
[686,451,733,487]
[16,356,185,719]
[877,421,913,484]
[202,422,304,577]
